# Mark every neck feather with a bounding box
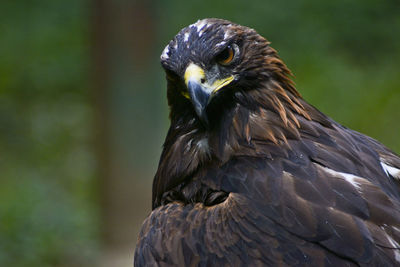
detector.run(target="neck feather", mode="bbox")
[152,76,333,208]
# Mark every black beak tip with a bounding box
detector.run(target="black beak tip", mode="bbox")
[187,81,211,126]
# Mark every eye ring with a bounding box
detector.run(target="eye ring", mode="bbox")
[216,45,235,65]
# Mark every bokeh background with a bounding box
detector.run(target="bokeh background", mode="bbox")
[1,0,399,266]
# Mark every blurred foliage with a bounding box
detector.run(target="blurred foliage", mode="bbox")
[0,0,98,266]
[0,0,399,266]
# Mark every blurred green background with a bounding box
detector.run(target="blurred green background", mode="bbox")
[0,0,399,266]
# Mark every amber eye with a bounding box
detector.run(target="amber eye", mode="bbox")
[216,45,235,65]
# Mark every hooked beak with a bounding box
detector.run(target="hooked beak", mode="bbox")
[184,63,234,125]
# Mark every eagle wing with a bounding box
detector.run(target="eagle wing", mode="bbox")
[135,119,400,266]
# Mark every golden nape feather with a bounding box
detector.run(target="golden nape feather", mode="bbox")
[135,18,400,266]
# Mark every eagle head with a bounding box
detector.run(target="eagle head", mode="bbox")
[160,18,299,128]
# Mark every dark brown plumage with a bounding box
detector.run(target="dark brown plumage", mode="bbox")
[135,18,400,266]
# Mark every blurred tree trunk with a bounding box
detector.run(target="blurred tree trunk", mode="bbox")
[91,0,156,261]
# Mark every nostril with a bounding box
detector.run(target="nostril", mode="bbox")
[200,78,206,84]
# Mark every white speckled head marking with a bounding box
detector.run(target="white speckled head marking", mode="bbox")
[161,45,170,60]
[224,31,232,40]
[216,41,226,47]
[161,19,240,64]
[194,20,208,33]
[189,19,217,38]
[184,32,190,42]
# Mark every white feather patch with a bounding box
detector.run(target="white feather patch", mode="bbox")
[194,20,208,33]
[224,31,232,40]
[380,161,400,180]
[161,45,170,60]
[196,138,209,154]
[216,41,226,47]
[319,166,364,190]
[198,29,206,37]
[184,32,190,42]
[386,234,400,262]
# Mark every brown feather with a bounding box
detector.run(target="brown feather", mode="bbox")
[136,18,400,267]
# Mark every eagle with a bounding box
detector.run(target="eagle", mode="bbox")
[134,18,400,266]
